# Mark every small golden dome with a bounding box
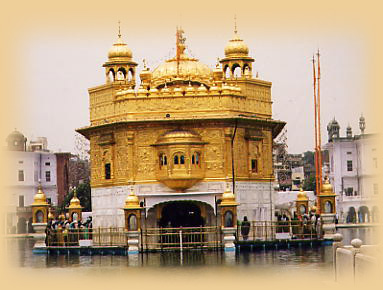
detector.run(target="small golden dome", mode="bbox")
[221,182,237,206]
[68,188,82,209]
[321,177,334,194]
[297,188,308,201]
[32,183,48,205]
[48,208,54,220]
[224,32,249,57]
[108,35,133,60]
[124,186,140,209]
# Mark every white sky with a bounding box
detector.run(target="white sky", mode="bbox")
[15,22,368,154]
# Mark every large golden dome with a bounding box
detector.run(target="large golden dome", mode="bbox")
[224,32,249,57]
[151,56,212,87]
[108,35,133,60]
[151,28,212,87]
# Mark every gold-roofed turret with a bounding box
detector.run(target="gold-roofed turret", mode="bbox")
[221,181,238,206]
[48,208,54,220]
[124,185,141,209]
[67,187,83,209]
[321,176,334,194]
[297,187,308,201]
[32,183,48,205]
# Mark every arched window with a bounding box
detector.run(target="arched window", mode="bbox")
[116,68,126,80]
[128,214,138,231]
[195,152,200,165]
[164,156,167,165]
[127,69,134,81]
[299,205,306,215]
[233,65,242,78]
[243,65,251,76]
[36,210,44,223]
[324,201,333,213]
[108,69,115,82]
[192,155,195,164]
[180,155,185,164]
[72,212,78,221]
[174,155,179,165]
[159,154,163,167]
[224,65,230,78]
[224,211,234,227]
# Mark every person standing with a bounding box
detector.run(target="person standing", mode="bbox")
[240,216,251,241]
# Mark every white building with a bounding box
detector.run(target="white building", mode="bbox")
[5,130,70,234]
[324,116,379,223]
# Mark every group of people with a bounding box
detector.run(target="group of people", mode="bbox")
[239,212,323,241]
[45,215,93,247]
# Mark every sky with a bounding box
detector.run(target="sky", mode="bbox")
[10,14,369,155]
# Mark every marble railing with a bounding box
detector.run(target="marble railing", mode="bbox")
[333,233,379,284]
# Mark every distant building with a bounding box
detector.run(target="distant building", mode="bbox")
[5,130,70,234]
[324,116,379,223]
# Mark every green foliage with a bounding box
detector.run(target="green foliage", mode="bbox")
[58,182,91,213]
[303,151,315,166]
[303,175,316,191]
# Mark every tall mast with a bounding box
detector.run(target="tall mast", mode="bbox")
[312,55,319,199]
[316,49,323,213]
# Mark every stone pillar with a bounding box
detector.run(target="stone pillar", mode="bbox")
[123,185,142,254]
[332,233,343,281]
[31,183,49,254]
[322,213,336,240]
[219,181,238,252]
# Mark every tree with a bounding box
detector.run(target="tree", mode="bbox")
[303,175,316,192]
[303,151,315,166]
[58,182,91,213]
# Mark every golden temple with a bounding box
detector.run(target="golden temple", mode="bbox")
[77,24,285,228]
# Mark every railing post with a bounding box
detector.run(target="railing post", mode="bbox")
[332,233,343,281]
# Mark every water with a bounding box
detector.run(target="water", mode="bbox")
[6,228,376,272]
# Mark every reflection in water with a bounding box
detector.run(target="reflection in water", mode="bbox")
[7,228,375,273]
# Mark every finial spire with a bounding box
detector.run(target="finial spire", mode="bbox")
[234,15,237,34]
[118,20,121,38]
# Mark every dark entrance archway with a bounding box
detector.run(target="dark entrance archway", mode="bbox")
[159,201,205,228]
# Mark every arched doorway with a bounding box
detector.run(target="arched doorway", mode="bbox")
[17,217,27,234]
[159,201,205,228]
[347,207,356,223]
[359,206,370,223]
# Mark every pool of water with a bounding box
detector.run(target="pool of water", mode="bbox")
[5,227,376,273]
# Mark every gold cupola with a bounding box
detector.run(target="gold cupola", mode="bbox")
[124,185,140,209]
[224,31,249,57]
[103,22,137,84]
[66,187,83,222]
[32,183,48,206]
[68,188,81,209]
[321,176,334,194]
[221,182,238,206]
[297,187,308,201]
[220,19,254,79]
